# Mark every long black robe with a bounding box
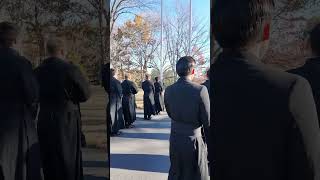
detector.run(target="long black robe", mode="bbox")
[110,77,124,133]
[0,48,43,180]
[154,81,164,114]
[164,77,210,180]
[35,57,91,180]
[121,80,138,126]
[101,63,110,145]
[142,80,156,118]
[210,51,314,180]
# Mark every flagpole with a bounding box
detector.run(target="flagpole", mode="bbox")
[160,0,163,82]
[189,0,192,55]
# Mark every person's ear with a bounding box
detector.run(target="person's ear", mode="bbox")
[191,69,195,75]
[262,22,271,41]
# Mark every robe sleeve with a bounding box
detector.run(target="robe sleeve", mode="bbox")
[69,65,91,103]
[21,59,39,120]
[101,65,109,94]
[116,80,123,98]
[131,82,138,94]
[21,59,39,107]
[151,82,155,94]
[289,76,320,180]
[164,90,172,118]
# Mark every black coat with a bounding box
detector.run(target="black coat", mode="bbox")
[142,80,156,117]
[121,80,138,125]
[0,48,42,180]
[210,51,316,180]
[110,77,124,132]
[154,81,164,112]
[288,57,320,126]
[35,57,90,180]
[164,77,210,180]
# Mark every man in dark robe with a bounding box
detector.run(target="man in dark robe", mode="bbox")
[35,38,91,180]
[165,56,210,180]
[69,61,86,147]
[288,23,320,126]
[110,68,124,135]
[0,21,43,180]
[101,62,110,169]
[121,74,138,128]
[154,77,164,115]
[101,63,110,135]
[142,74,156,120]
[201,68,210,91]
[210,1,320,179]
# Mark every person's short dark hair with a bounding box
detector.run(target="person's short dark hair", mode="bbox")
[212,0,274,49]
[310,23,320,56]
[155,77,158,81]
[47,37,64,55]
[176,56,196,77]
[111,68,116,77]
[145,74,150,79]
[0,22,18,47]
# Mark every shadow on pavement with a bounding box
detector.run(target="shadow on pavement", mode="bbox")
[110,154,170,173]
[84,175,108,180]
[132,120,171,129]
[118,132,170,140]
[83,161,108,168]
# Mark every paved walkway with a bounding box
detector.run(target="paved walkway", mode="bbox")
[110,110,171,180]
[81,86,108,179]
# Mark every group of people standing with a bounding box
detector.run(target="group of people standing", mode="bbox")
[106,69,165,136]
[165,0,320,180]
[0,22,90,180]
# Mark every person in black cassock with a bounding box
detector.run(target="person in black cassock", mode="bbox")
[121,74,138,128]
[201,68,210,91]
[0,21,43,180]
[154,77,164,115]
[288,23,320,127]
[35,38,91,180]
[110,68,124,135]
[142,74,156,120]
[101,63,110,136]
[165,56,210,180]
[69,61,86,147]
[210,1,320,180]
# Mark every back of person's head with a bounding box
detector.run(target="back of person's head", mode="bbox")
[145,74,150,80]
[0,22,18,48]
[46,37,65,56]
[155,77,158,82]
[124,74,129,80]
[176,56,196,77]
[111,68,116,77]
[213,0,274,50]
[310,23,320,56]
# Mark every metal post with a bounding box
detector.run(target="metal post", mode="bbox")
[160,0,163,82]
[189,0,192,55]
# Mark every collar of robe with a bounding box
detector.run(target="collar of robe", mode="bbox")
[215,49,264,67]
[178,76,192,83]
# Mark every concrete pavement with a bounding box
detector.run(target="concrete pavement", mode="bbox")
[110,111,171,180]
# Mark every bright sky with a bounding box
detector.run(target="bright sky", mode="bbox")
[116,0,210,29]
[114,0,211,74]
